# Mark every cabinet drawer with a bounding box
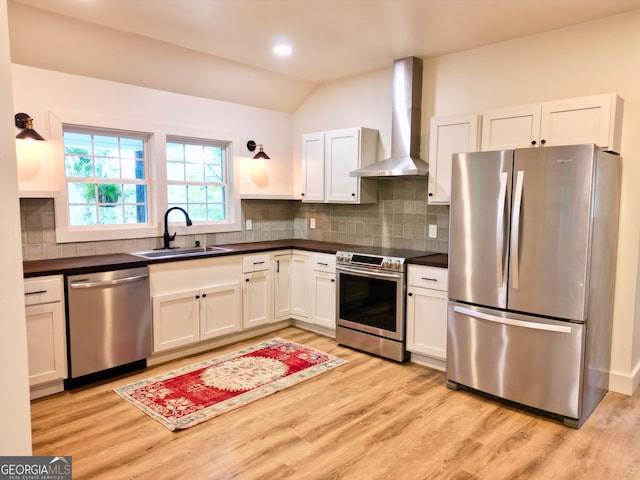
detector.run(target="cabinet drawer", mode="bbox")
[24,276,63,306]
[311,254,336,272]
[242,254,271,273]
[408,266,448,291]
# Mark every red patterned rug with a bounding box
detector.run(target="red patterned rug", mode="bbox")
[114,338,346,430]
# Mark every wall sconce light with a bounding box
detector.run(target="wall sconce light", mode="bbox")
[246,140,270,159]
[15,113,45,141]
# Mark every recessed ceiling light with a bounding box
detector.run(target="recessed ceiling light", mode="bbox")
[273,44,292,56]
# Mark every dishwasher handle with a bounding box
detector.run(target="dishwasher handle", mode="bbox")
[69,273,149,289]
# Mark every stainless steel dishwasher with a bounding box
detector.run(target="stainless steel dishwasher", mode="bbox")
[65,266,151,388]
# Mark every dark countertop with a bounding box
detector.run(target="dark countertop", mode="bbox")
[23,239,448,277]
[407,253,449,268]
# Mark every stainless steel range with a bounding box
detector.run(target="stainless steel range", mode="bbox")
[336,247,435,362]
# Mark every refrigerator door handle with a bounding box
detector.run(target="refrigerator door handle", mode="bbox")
[496,171,508,287]
[511,170,525,289]
[453,305,573,334]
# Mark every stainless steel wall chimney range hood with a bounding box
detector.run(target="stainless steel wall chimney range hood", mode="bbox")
[350,56,428,179]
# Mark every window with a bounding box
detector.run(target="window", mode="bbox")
[166,136,229,223]
[63,127,150,227]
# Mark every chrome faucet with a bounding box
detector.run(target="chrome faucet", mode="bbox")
[162,207,192,249]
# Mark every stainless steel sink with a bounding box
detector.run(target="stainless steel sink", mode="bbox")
[131,246,231,259]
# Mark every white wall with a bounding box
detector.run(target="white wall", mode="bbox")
[12,64,295,204]
[0,0,33,455]
[294,10,640,394]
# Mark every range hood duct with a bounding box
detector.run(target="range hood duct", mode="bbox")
[350,56,428,179]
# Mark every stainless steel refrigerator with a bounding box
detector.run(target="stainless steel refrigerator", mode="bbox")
[446,144,621,428]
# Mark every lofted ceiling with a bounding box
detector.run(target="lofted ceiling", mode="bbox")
[8,0,640,111]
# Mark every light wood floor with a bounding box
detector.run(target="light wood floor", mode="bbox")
[31,327,640,479]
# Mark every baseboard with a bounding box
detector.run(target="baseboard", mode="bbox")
[30,380,64,400]
[147,320,292,366]
[609,361,640,396]
[409,352,446,372]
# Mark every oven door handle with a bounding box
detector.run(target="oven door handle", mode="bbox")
[337,265,402,280]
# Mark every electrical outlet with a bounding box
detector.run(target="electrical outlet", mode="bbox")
[246,219,252,230]
[310,218,316,229]
[429,224,438,238]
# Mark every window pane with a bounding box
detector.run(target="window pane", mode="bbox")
[168,185,187,203]
[69,205,96,226]
[98,205,123,224]
[187,185,206,203]
[166,143,184,162]
[120,138,144,159]
[185,163,203,181]
[64,128,149,228]
[207,186,225,203]
[93,135,119,158]
[185,144,205,163]
[166,137,229,224]
[95,157,121,179]
[208,204,225,221]
[204,164,223,183]
[65,154,93,177]
[97,184,122,204]
[189,204,207,222]
[167,162,184,181]
[64,132,92,151]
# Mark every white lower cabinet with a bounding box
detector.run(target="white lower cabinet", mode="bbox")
[243,253,272,329]
[24,275,67,399]
[273,251,311,321]
[150,256,243,353]
[406,265,448,363]
[152,283,242,352]
[310,254,337,330]
[311,271,336,329]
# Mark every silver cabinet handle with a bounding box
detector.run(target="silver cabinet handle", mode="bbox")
[453,305,572,333]
[496,171,508,288]
[421,277,438,282]
[69,274,148,289]
[511,170,524,289]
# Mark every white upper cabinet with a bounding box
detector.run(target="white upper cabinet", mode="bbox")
[481,93,623,153]
[301,133,325,202]
[481,104,541,151]
[428,114,481,205]
[301,127,378,204]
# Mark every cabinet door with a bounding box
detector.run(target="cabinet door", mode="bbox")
[152,290,200,352]
[200,283,242,340]
[273,254,292,320]
[428,114,480,204]
[539,94,615,149]
[481,104,541,151]
[406,286,448,360]
[25,302,66,386]
[311,271,336,330]
[291,253,311,318]
[302,132,325,202]
[325,128,360,203]
[243,271,271,328]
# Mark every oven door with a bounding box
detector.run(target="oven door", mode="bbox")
[336,264,405,341]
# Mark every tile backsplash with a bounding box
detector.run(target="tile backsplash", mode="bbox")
[20,179,449,261]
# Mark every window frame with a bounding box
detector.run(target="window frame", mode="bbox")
[49,111,240,244]
[165,134,231,225]
[63,125,152,229]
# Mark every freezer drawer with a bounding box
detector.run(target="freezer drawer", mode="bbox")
[447,302,584,419]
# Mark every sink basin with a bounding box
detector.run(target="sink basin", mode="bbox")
[131,246,230,259]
